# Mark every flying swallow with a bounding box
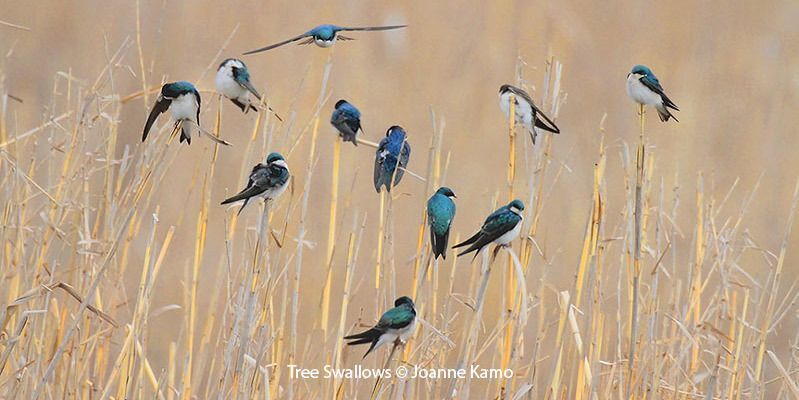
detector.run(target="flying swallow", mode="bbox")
[373,125,411,193]
[221,152,290,214]
[453,199,524,258]
[243,24,407,54]
[427,187,457,260]
[626,65,679,122]
[499,84,560,145]
[330,99,363,146]
[142,81,201,145]
[344,296,416,359]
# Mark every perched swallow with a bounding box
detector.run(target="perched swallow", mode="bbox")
[427,187,457,260]
[453,199,524,258]
[142,81,201,145]
[499,84,560,145]
[344,296,416,359]
[243,24,407,54]
[626,65,679,122]
[221,152,290,214]
[215,58,261,113]
[330,99,363,146]
[373,125,411,193]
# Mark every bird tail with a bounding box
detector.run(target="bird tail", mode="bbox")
[452,230,480,249]
[344,328,382,359]
[655,104,679,122]
[180,123,192,145]
[221,189,254,206]
[431,229,448,260]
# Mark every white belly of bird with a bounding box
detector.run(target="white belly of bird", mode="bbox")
[216,73,249,101]
[169,93,198,122]
[494,219,522,245]
[499,92,534,131]
[261,180,288,201]
[626,76,661,107]
[373,317,416,352]
[315,38,335,48]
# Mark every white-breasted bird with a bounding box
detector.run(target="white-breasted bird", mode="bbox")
[626,65,679,122]
[499,84,560,145]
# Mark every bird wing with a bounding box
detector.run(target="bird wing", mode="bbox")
[243,32,311,55]
[639,75,679,111]
[233,69,262,100]
[506,85,560,134]
[373,138,389,191]
[338,24,407,32]
[193,88,201,125]
[532,109,560,134]
[220,164,269,204]
[454,209,519,255]
[376,306,415,330]
[639,75,666,97]
[142,96,171,142]
[391,141,411,185]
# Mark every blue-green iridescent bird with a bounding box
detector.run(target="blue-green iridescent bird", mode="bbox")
[453,199,524,258]
[220,152,290,215]
[330,99,362,146]
[344,296,416,359]
[243,23,407,55]
[142,81,201,145]
[373,125,411,193]
[427,187,457,260]
[626,65,679,122]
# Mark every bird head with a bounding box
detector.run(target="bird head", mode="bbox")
[499,84,513,94]
[334,99,349,109]
[508,199,525,214]
[394,296,414,307]
[218,58,248,81]
[266,152,285,164]
[386,125,406,137]
[436,187,456,198]
[629,65,651,78]
[311,24,338,40]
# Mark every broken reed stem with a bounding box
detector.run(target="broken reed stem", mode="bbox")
[627,103,645,396]
[321,137,341,337]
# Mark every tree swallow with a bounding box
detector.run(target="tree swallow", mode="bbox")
[220,152,290,215]
[626,65,679,122]
[453,199,524,258]
[215,58,262,114]
[142,81,201,145]
[427,187,457,260]
[499,84,560,145]
[373,125,411,193]
[243,24,407,54]
[344,296,416,359]
[330,99,362,146]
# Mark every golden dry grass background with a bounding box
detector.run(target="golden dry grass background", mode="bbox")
[2,0,799,398]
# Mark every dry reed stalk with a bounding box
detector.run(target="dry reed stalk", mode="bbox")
[332,214,367,399]
[321,136,342,338]
[499,87,517,399]
[449,250,492,399]
[287,118,319,399]
[627,102,646,396]
[753,179,799,384]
